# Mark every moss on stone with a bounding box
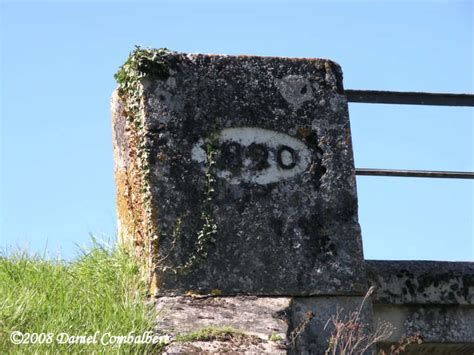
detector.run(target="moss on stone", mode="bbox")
[115,46,173,88]
[176,326,244,342]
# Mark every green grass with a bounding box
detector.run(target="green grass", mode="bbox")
[268,333,284,342]
[175,326,242,342]
[0,241,163,354]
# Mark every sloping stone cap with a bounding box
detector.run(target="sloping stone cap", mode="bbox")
[141,51,345,93]
[367,260,474,305]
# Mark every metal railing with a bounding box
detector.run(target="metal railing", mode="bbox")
[346,89,474,180]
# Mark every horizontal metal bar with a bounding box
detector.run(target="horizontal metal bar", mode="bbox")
[356,168,474,179]
[346,90,474,107]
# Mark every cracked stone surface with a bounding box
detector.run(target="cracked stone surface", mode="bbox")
[155,296,290,354]
[154,295,376,355]
[112,52,366,296]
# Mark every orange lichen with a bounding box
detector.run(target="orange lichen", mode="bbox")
[298,126,312,138]
[113,94,152,260]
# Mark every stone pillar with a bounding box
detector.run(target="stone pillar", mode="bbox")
[112,48,372,353]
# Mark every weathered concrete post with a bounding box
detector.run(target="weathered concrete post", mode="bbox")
[112,48,474,354]
[112,48,366,293]
[111,48,370,353]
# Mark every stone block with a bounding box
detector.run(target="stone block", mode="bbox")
[112,48,366,296]
[367,260,474,305]
[374,304,474,354]
[288,296,375,355]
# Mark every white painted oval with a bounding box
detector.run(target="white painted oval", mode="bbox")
[191,127,312,185]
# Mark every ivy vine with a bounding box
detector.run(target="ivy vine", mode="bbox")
[115,47,219,277]
[114,46,173,283]
[179,140,219,272]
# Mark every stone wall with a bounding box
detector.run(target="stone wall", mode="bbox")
[112,48,474,354]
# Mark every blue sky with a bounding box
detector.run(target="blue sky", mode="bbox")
[1,0,472,261]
